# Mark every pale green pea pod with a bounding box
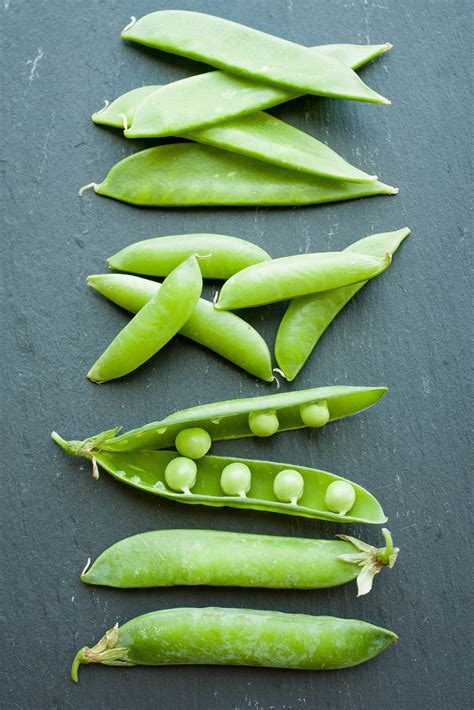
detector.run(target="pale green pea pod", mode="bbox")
[87,273,274,382]
[122,12,389,104]
[216,251,392,310]
[275,228,411,380]
[83,144,397,208]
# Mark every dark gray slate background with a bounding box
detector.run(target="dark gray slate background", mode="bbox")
[1,0,472,708]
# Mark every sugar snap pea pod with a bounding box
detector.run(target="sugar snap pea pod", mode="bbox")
[87,255,202,382]
[275,228,411,381]
[92,42,390,138]
[81,528,398,596]
[123,12,389,105]
[86,144,397,208]
[50,443,387,525]
[216,252,391,310]
[87,274,273,382]
[52,384,387,452]
[71,608,397,680]
[108,234,271,279]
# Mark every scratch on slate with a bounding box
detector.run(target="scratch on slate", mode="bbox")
[27,47,44,81]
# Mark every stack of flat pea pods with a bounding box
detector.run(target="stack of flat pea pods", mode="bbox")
[60,10,409,680]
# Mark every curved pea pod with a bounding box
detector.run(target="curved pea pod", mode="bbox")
[52,384,387,452]
[275,228,411,380]
[87,274,273,382]
[216,252,391,310]
[50,444,387,525]
[71,607,397,680]
[87,144,397,208]
[87,255,202,383]
[81,528,398,596]
[92,42,391,138]
[108,234,271,279]
[123,12,389,104]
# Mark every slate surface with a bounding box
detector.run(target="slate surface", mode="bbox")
[1,1,471,708]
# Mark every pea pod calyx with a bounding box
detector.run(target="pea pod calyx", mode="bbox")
[338,528,399,596]
[71,625,131,682]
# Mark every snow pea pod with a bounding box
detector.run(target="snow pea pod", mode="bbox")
[86,144,397,207]
[92,42,390,138]
[122,12,389,105]
[87,274,273,382]
[87,255,202,383]
[275,228,411,380]
[216,252,391,310]
[81,528,398,596]
[108,234,271,279]
[71,608,397,680]
[50,444,387,524]
[52,384,387,452]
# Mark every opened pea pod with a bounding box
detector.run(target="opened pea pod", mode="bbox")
[51,384,387,452]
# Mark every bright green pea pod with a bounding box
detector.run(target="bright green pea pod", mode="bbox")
[217,252,391,310]
[92,42,390,138]
[108,234,271,279]
[122,12,389,105]
[81,528,398,596]
[51,384,387,452]
[50,443,387,524]
[87,255,202,382]
[87,274,273,382]
[71,607,397,680]
[86,144,397,207]
[275,228,411,380]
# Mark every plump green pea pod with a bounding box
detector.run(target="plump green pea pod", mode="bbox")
[81,528,399,596]
[108,234,271,279]
[85,144,397,208]
[87,274,273,382]
[87,255,202,382]
[50,443,387,525]
[275,228,411,381]
[123,12,389,105]
[216,252,391,310]
[92,42,390,139]
[71,607,397,680]
[51,384,387,452]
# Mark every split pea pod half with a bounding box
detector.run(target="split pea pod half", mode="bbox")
[51,385,387,452]
[87,255,202,383]
[81,528,399,596]
[71,608,397,680]
[216,251,392,310]
[81,144,397,208]
[87,274,273,382]
[275,228,411,380]
[122,12,389,104]
[50,443,387,524]
[93,42,390,140]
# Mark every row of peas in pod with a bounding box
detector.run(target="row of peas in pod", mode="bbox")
[61,10,406,680]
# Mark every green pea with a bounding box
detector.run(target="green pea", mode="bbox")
[164,457,197,494]
[325,480,356,515]
[273,469,304,504]
[248,410,279,437]
[220,463,251,497]
[175,428,211,459]
[300,401,330,427]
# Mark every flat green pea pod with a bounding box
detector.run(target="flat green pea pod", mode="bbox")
[87,274,273,382]
[51,384,387,452]
[216,251,392,310]
[81,528,398,596]
[87,255,202,382]
[122,12,389,105]
[275,228,411,380]
[92,42,390,140]
[71,608,397,680]
[81,144,397,207]
[50,444,387,525]
[108,233,271,279]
